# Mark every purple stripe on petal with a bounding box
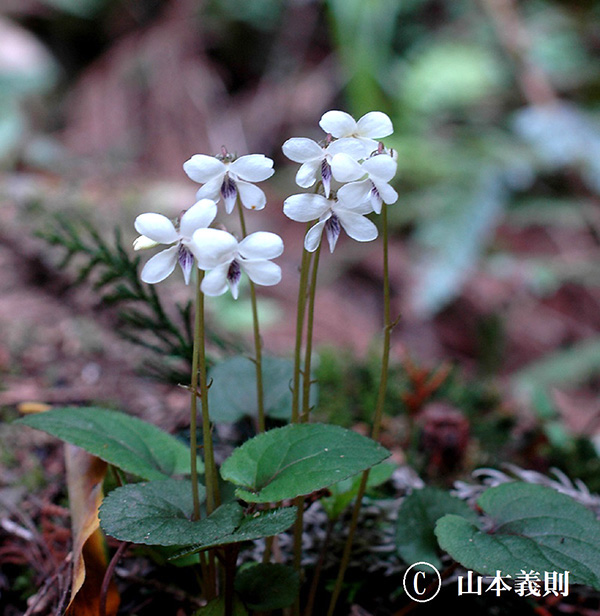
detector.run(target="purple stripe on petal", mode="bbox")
[221,174,238,213]
[325,214,341,253]
[321,159,332,197]
[370,181,383,214]
[178,244,194,285]
[227,259,242,298]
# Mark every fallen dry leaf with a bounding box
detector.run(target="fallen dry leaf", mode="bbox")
[64,444,119,616]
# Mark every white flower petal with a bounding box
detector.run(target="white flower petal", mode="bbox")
[282,138,322,163]
[140,245,179,284]
[330,153,365,183]
[133,235,159,251]
[370,190,383,215]
[336,180,372,211]
[222,177,238,214]
[179,199,217,239]
[326,137,366,159]
[373,180,398,205]
[283,193,330,222]
[304,220,327,252]
[178,246,195,285]
[356,111,393,139]
[295,160,321,188]
[239,232,284,260]
[236,180,267,211]
[201,262,230,296]
[134,213,179,245]
[362,154,397,181]
[183,154,226,183]
[196,176,223,202]
[191,228,239,269]
[319,110,356,138]
[229,154,274,182]
[241,260,281,287]
[228,278,240,299]
[336,210,378,243]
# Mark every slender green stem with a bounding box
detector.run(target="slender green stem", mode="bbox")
[190,272,203,521]
[304,519,334,616]
[293,240,322,613]
[292,496,304,573]
[301,241,321,422]
[196,269,221,598]
[190,272,215,597]
[224,545,240,616]
[327,204,394,616]
[195,270,218,515]
[292,240,313,423]
[371,203,392,440]
[237,203,266,432]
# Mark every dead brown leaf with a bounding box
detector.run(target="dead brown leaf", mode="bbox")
[64,444,119,616]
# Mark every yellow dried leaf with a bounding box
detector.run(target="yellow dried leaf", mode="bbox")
[18,401,52,414]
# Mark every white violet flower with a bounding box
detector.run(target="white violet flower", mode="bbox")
[190,229,284,299]
[134,198,217,285]
[183,150,274,214]
[330,151,398,214]
[282,136,364,197]
[283,187,378,253]
[319,110,393,156]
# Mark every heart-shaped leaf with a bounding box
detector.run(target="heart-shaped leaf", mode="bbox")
[99,479,296,551]
[435,482,600,589]
[220,423,390,503]
[171,507,298,559]
[17,407,202,480]
[396,487,478,569]
[235,564,299,610]
[99,479,214,546]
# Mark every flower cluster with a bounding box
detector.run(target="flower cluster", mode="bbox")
[283,110,397,252]
[134,148,282,298]
[133,109,397,291]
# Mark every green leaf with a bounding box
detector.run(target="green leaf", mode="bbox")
[17,407,202,480]
[101,479,296,552]
[435,482,600,589]
[171,507,298,559]
[235,564,299,610]
[396,487,478,569]
[220,423,390,503]
[321,462,396,520]
[193,597,248,616]
[208,356,315,422]
[99,480,241,546]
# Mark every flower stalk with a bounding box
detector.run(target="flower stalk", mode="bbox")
[301,239,322,422]
[326,202,394,616]
[291,238,313,424]
[189,271,203,521]
[194,269,219,515]
[237,202,266,432]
